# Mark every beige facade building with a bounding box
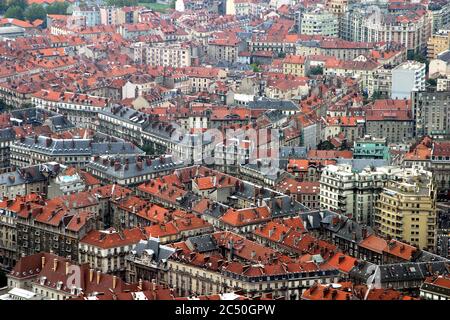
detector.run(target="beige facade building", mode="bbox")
[375,167,437,251]
[427,31,450,60]
[282,55,306,77]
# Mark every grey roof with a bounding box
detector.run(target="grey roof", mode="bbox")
[412,250,449,263]
[247,99,300,111]
[264,195,310,217]
[0,162,63,186]
[336,159,389,172]
[264,109,288,123]
[186,234,218,253]
[240,162,287,180]
[299,210,335,230]
[10,108,74,130]
[131,237,175,262]
[86,154,186,179]
[437,50,450,63]
[350,260,449,285]
[0,127,16,142]
[320,211,374,242]
[44,114,74,131]
[100,105,153,129]
[379,262,449,283]
[194,200,228,219]
[0,26,25,35]
[279,146,307,159]
[15,135,143,156]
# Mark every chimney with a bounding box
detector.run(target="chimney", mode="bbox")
[89,269,94,282]
[53,258,58,272]
[113,275,117,289]
[151,278,156,291]
[96,270,101,285]
[138,278,143,290]
[41,256,46,269]
[65,262,70,275]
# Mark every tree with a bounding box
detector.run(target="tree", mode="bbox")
[371,91,382,100]
[250,63,261,72]
[0,2,7,13]
[426,78,437,87]
[46,2,70,15]
[317,140,335,150]
[106,0,138,7]
[5,6,25,20]
[0,270,6,287]
[24,3,46,22]
[9,0,28,9]
[309,66,323,76]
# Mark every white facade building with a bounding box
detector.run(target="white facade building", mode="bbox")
[391,61,426,100]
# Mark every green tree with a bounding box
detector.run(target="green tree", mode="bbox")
[426,78,437,87]
[371,91,382,100]
[318,140,335,150]
[309,66,323,76]
[250,63,261,72]
[106,0,138,7]
[7,0,28,10]
[4,5,25,20]
[24,3,46,22]
[0,270,6,287]
[0,2,7,13]
[46,2,70,15]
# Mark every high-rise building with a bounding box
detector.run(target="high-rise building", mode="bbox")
[427,31,450,60]
[341,4,432,55]
[391,61,426,100]
[299,8,339,37]
[411,89,450,138]
[320,164,402,225]
[375,167,437,251]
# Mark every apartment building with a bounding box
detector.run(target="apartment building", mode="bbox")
[10,135,143,169]
[299,9,339,37]
[167,232,340,300]
[32,90,108,129]
[341,4,432,54]
[365,100,414,144]
[430,141,450,201]
[420,275,450,300]
[411,89,450,137]
[207,37,240,64]
[282,55,306,77]
[85,155,185,187]
[427,31,450,60]
[132,42,192,68]
[78,228,146,278]
[0,162,62,199]
[16,192,100,261]
[375,167,437,251]
[125,238,176,285]
[391,61,426,100]
[320,164,403,226]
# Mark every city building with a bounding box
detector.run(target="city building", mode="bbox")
[375,167,437,251]
[320,164,402,225]
[353,136,390,161]
[420,275,450,300]
[78,228,146,277]
[411,89,450,138]
[391,61,426,100]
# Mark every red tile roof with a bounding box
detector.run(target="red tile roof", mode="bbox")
[80,228,146,249]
